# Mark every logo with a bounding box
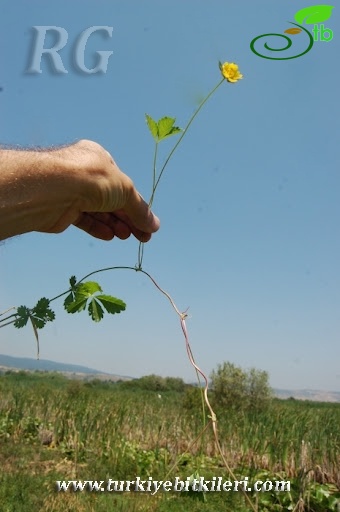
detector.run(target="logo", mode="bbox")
[26,26,114,74]
[250,5,334,60]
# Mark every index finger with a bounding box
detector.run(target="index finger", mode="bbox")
[112,209,156,242]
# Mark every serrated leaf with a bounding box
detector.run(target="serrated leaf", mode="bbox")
[294,5,334,24]
[157,117,181,140]
[95,294,126,314]
[76,281,103,298]
[14,306,30,328]
[88,298,104,322]
[64,280,126,322]
[65,296,88,314]
[31,297,55,328]
[64,278,80,309]
[34,297,50,313]
[145,114,158,141]
[169,126,181,136]
[157,117,175,139]
[64,292,75,310]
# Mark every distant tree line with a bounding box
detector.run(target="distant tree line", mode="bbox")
[117,361,273,413]
[118,374,188,393]
[2,361,273,412]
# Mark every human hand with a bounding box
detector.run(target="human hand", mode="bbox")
[60,140,160,242]
[0,140,160,242]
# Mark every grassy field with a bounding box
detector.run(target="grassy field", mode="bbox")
[0,371,339,511]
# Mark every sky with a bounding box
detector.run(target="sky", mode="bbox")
[0,0,339,392]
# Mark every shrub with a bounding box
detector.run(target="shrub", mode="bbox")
[210,361,272,412]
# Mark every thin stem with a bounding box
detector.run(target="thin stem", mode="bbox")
[0,306,16,317]
[0,312,18,324]
[152,141,159,193]
[149,78,225,206]
[77,266,138,284]
[137,242,143,270]
[0,319,16,328]
[49,290,70,303]
[137,140,159,269]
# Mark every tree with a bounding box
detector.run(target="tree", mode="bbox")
[210,362,272,412]
[120,374,187,392]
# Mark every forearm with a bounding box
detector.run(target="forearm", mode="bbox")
[0,147,78,240]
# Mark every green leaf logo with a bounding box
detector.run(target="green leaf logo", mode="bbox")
[294,5,334,24]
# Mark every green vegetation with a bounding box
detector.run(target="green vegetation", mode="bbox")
[0,370,339,511]
[210,362,272,412]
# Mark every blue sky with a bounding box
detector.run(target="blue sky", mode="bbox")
[1,1,339,391]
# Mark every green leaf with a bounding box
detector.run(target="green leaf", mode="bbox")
[64,280,125,322]
[64,276,80,309]
[157,116,181,140]
[14,298,55,344]
[157,116,175,138]
[146,114,181,142]
[65,281,103,313]
[31,297,55,329]
[65,296,88,314]
[14,306,30,328]
[88,298,104,322]
[145,114,158,141]
[64,292,75,309]
[95,294,126,314]
[35,297,49,309]
[294,5,334,24]
[76,281,103,297]
[169,126,181,136]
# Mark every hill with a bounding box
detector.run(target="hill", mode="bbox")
[0,354,131,382]
[274,387,340,403]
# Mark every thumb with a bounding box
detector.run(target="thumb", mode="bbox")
[123,188,160,233]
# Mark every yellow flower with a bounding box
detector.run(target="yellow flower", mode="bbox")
[219,62,243,83]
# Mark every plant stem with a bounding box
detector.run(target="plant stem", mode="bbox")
[137,139,159,269]
[137,78,225,271]
[0,319,16,328]
[152,141,159,193]
[77,266,139,284]
[0,312,18,324]
[148,77,225,206]
[0,306,16,317]
[49,290,70,303]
